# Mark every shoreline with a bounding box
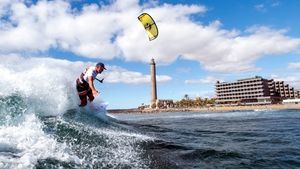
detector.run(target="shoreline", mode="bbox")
[107,104,300,114]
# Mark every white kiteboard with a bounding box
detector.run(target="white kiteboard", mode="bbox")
[81,97,109,121]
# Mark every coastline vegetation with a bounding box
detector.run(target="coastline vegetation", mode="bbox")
[174,94,216,108]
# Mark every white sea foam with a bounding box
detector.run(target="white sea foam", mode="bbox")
[0,55,152,168]
[0,55,94,168]
[56,117,154,168]
[0,113,81,169]
[89,127,153,168]
[0,55,91,116]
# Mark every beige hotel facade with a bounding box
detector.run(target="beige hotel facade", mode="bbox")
[215,76,300,105]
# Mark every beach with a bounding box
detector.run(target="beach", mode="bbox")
[108,104,300,114]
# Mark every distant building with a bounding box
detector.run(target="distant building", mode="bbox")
[283,99,300,104]
[139,99,174,110]
[273,81,298,99]
[215,76,299,105]
[157,99,174,109]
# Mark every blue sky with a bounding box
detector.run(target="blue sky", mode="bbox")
[1,0,300,109]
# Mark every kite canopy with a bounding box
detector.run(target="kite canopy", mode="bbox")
[138,13,158,41]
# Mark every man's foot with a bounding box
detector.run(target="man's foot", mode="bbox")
[79,104,86,107]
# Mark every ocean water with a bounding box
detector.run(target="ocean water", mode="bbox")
[1,94,300,169]
[1,57,300,168]
[113,110,300,169]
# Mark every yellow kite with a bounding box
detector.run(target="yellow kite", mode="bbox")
[138,13,158,41]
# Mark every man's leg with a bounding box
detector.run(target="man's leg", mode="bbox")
[87,89,94,102]
[76,79,89,107]
[78,92,88,107]
[79,97,87,107]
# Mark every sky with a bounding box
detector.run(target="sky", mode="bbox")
[0,0,300,109]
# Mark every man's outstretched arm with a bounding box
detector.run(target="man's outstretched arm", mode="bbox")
[88,76,99,96]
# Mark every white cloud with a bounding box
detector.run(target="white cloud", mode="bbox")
[185,76,222,84]
[0,0,300,73]
[103,66,172,84]
[255,2,280,12]
[288,62,300,69]
[255,4,266,12]
[271,2,280,7]
[0,0,123,58]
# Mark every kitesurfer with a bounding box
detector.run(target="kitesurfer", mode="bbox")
[76,62,106,107]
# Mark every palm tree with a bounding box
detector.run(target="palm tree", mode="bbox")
[195,97,203,107]
[184,94,189,100]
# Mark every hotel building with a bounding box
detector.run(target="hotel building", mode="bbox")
[215,76,299,105]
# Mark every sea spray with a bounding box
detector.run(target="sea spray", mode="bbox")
[0,113,81,169]
[0,56,92,168]
[0,56,82,116]
[0,55,155,168]
[38,112,154,168]
[0,94,27,126]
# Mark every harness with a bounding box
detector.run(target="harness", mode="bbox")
[77,67,89,86]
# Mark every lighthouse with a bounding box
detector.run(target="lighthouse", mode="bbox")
[150,58,157,109]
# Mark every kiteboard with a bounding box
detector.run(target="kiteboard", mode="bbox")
[80,98,109,121]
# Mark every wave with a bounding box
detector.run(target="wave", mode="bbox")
[0,113,80,169]
[0,56,156,168]
[0,94,27,126]
[0,56,84,116]
[43,111,154,168]
[0,96,153,169]
[0,56,79,166]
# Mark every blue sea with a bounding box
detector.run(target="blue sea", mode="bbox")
[1,95,300,169]
[113,109,300,169]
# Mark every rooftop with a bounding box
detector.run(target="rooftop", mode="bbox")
[216,76,264,85]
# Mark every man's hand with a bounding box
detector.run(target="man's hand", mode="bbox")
[92,90,99,96]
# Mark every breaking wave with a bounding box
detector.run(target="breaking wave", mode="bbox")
[0,56,155,168]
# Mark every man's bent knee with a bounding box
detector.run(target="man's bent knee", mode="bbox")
[88,94,94,102]
[79,98,87,107]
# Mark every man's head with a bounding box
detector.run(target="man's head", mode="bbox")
[95,62,106,73]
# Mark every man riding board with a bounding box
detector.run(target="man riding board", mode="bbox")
[76,62,106,107]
